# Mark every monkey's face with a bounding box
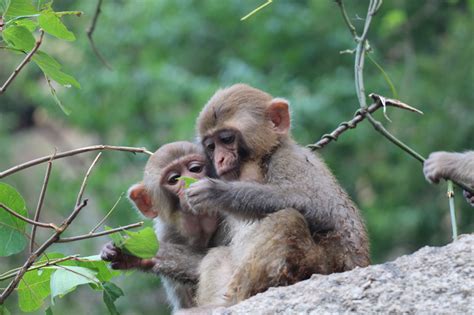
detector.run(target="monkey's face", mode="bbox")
[202,128,250,181]
[159,154,207,211]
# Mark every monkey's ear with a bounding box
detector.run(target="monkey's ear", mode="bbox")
[267,98,290,134]
[128,183,157,218]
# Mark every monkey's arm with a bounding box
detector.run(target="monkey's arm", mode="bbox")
[186,178,309,219]
[424,151,474,189]
[101,241,203,284]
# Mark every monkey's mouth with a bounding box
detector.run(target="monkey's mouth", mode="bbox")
[218,167,240,180]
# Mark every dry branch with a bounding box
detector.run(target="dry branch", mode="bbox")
[86,0,112,70]
[0,145,152,179]
[57,221,144,243]
[308,94,423,150]
[0,30,45,94]
[0,203,59,230]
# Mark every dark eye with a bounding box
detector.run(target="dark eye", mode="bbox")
[189,163,203,173]
[220,132,235,145]
[167,173,180,185]
[204,140,215,152]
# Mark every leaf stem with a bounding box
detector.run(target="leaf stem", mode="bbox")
[447,180,458,241]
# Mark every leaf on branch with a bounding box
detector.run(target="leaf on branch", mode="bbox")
[4,0,37,20]
[107,226,159,259]
[38,10,76,41]
[0,182,28,256]
[15,18,38,31]
[0,305,10,315]
[103,282,124,315]
[17,268,54,312]
[32,51,81,88]
[50,266,100,304]
[2,25,35,50]
[72,255,120,282]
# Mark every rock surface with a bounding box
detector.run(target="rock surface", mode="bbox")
[218,234,474,314]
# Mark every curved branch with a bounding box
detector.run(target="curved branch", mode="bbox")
[0,203,59,230]
[0,145,152,179]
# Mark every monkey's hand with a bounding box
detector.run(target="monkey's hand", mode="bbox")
[423,151,459,184]
[100,241,155,270]
[185,178,227,216]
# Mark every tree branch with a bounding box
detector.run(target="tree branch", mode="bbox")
[308,94,423,150]
[0,30,45,94]
[0,200,88,303]
[0,145,152,179]
[57,221,144,243]
[75,153,102,206]
[86,0,112,70]
[30,151,55,253]
[0,203,59,230]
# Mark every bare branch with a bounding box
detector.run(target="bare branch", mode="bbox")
[0,200,88,303]
[30,150,56,253]
[57,221,144,243]
[86,0,112,70]
[308,95,423,150]
[0,255,79,282]
[0,145,152,179]
[0,203,59,230]
[90,192,124,233]
[447,181,457,240]
[76,153,102,206]
[0,30,44,94]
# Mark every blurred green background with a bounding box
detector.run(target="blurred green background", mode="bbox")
[1,0,473,314]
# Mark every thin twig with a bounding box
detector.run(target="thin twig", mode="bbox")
[0,30,45,94]
[90,192,124,233]
[0,255,79,282]
[308,94,422,150]
[76,153,102,206]
[30,150,56,253]
[0,145,152,179]
[86,0,112,70]
[241,0,272,21]
[447,180,457,240]
[0,200,88,302]
[0,203,59,230]
[57,221,144,243]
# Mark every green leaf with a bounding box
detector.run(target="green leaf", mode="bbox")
[45,74,72,115]
[50,266,99,304]
[2,25,35,50]
[122,227,159,259]
[38,10,75,41]
[45,306,53,315]
[0,182,28,256]
[0,305,11,315]
[103,282,124,315]
[105,226,126,247]
[32,51,81,88]
[177,176,199,188]
[15,18,38,31]
[4,0,37,19]
[17,268,54,312]
[72,255,120,282]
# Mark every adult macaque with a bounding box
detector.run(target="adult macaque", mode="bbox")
[424,151,474,206]
[186,84,370,303]
[101,142,225,311]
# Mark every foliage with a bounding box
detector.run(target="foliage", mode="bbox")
[108,226,159,259]
[1,0,473,314]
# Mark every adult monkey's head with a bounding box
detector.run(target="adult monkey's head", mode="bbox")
[197,84,291,180]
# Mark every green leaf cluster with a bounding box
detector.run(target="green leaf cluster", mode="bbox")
[1,0,81,113]
[108,226,159,259]
[0,182,28,256]
[15,253,122,313]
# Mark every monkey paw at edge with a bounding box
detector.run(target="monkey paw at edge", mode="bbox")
[185,178,226,216]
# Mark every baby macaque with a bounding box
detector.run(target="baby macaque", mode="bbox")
[424,150,474,206]
[101,142,224,311]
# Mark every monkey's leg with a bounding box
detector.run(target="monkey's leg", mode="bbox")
[225,208,335,304]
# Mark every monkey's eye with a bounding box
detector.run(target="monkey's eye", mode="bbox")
[204,140,215,153]
[219,132,235,145]
[189,163,203,173]
[167,173,180,185]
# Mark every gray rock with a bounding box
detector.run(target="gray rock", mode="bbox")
[218,234,474,314]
